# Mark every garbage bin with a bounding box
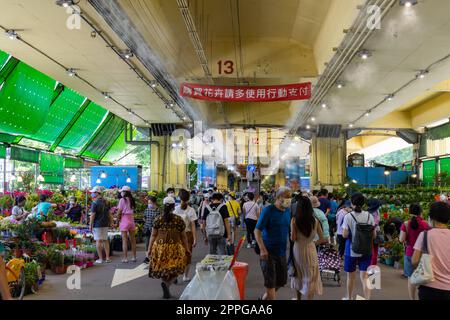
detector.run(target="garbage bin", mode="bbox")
[232,262,249,300]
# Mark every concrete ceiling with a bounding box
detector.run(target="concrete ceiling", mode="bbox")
[1,0,448,138]
[316,0,450,128]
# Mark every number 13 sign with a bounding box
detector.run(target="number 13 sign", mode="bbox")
[217,60,234,75]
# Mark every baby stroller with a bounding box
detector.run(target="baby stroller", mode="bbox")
[318,243,341,286]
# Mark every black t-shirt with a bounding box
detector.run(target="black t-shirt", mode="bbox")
[65,203,82,222]
[202,202,230,238]
[91,199,110,228]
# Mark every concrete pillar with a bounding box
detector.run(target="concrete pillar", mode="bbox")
[216,167,228,191]
[310,134,347,188]
[149,136,188,191]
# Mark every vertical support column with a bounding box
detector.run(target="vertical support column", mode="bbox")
[310,134,347,188]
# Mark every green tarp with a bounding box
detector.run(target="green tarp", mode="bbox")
[0,144,6,159]
[10,146,40,163]
[58,102,108,152]
[82,116,126,160]
[0,62,56,136]
[64,157,84,169]
[32,88,86,144]
[422,159,436,186]
[440,157,450,175]
[0,51,10,71]
[40,152,64,185]
[427,122,450,141]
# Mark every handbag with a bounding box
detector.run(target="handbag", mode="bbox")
[287,252,297,277]
[410,231,434,286]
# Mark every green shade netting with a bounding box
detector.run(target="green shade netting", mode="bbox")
[440,157,450,175]
[404,163,412,171]
[0,133,21,144]
[40,152,64,184]
[0,144,6,158]
[0,50,10,71]
[32,88,86,144]
[0,62,55,136]
[81,116,126,160]
[58,102,108,152]
[64,157,84,169]
[422,159,436,186]
[102,127,138,163]
[427,122,450,141]
[10,146,40,163]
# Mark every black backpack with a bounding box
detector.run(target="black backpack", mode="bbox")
[350,212,374,255]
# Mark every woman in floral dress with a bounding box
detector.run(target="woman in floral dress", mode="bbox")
[148,196,191,299]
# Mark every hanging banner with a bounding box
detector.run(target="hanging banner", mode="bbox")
[180,82,311,102]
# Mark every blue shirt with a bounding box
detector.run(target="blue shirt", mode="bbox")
[318,197,331,214]
[36,202,52,220]
[255,204,290,257]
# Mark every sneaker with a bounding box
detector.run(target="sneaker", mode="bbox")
[342,297,351,300]
[183,276,191,282]
[246,244,252,249]
[131,258,137,263]
[105,259,112,263]
[121,259,128,263]
[94,259,103,264]
[143,257,150,264]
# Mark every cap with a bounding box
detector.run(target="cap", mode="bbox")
[343,200,352,208]
[229,192,236,198]
[120,186,131,192]
[163,196,176,205]
[310,196,321,208]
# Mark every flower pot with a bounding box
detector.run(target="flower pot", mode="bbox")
[52,265,65,274]
[385,257,394,266]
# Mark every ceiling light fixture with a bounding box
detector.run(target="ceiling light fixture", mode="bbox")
[100,172,107,179]
[349,123,354,128]
[5,30,19,40]
[336,81,345,89]
[103,92,110,99]
[365,111,371,117]
[37,175,45,182]
[67,68,76,77]
[358,49,372,60]
[386,94,394,101]
[128,109,133,115]
[399,0,418,7]
[150,80,158,88]
[55,0,73,8]
[416,70,429,79]
[126,177,132,183]
[17,176,23,183]
[321,103,327,109]
[121,50,134,60]
[306,124,311,130]
[169,101,175,107]
[96,178,101,184]
[310,117,316,122]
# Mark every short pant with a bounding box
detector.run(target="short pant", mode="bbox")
[344,254,372,272]
[260,254,287,289]
[93,227,108,241]
[120,215,136,232]
[404,255,414,277]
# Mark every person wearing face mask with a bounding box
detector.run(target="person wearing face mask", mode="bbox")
[117,186,137,263]
[89,186,112,264]
[64,196,83,223]
[254,187,292,300]
[412,201,450,300]
[143,196,160,264]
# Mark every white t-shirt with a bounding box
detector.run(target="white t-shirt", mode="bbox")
[243,201,259,220]
[174,205,198,232]
[342,211,375,257]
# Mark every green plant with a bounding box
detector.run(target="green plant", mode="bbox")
[24,261,39,292]
[47,248,64,267]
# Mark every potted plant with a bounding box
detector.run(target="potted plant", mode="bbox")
[48,248,64,274]
[24,261,40,295]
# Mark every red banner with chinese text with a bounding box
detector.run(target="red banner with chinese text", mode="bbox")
[180,82,311,102]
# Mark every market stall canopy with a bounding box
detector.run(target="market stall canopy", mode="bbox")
[0,49,127,163]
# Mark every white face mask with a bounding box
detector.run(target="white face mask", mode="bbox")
[168,192,175,198]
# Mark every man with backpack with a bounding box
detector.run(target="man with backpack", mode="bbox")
[342,193,376,300]
[201,192,232,255]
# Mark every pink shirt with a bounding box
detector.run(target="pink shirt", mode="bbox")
[414,228,450,291]
[118,198,134,215]
[243,201,259,220]
[400,217,430,256]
